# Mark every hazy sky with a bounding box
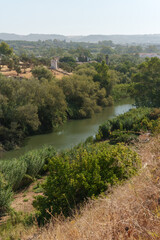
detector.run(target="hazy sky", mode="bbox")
[1,0,160,35]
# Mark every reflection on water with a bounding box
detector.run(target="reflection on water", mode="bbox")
[1,99,135,160]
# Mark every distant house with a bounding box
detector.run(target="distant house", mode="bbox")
[51,58,59,70]
[139,53,160,59]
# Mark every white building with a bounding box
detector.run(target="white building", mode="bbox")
[51,58,58,70]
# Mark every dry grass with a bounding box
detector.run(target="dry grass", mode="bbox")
[24,135,160,240]
[0,66,32,78]
[0,66,68,79]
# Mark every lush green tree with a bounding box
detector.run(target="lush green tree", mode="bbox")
[58,74,107,119]
[100,46,114,55]
[59,56,77,72]
[32,66,53,81]
[133,57,160,107]
[59,56,76,63]
[96,53,106,63]
[93,61,110,94]
[75,64,97,77]
[0,75,67,150]
[37,82,67,131]
[0,42,13,56]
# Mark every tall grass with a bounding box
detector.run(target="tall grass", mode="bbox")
[0,145,56,215]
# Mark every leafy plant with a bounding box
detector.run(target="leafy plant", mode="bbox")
[33,142,141,223]
[97,108,154,143]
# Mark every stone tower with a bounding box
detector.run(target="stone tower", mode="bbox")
[51,58,58,70]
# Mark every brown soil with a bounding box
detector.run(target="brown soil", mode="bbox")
[0,178,44,226]
[11,178,44,213]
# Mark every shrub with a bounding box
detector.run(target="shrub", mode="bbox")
[33,142,141,223]
[97,108,153,143]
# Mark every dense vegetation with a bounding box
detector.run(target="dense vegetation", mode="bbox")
[0,73,67,150]
[1,38,159,58]
[0,107,160,224]
[32,107,160,223]
[97,108,160,144]
[1,39,160,229]
[133,57,160,107]
[0,62,114,150]
[0,145,56,215]
[1,40,160,151]
[33,142,141,223]
[1,42,136,151]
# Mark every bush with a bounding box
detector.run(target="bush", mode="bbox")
[33,142,141,223]
[97,108,153,143]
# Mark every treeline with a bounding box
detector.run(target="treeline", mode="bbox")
[1,39,159,58]
[0,61,120,151]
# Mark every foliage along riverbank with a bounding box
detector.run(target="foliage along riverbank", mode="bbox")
[1,107,160,223]
[1,41,150,152]
[0,61,131,152]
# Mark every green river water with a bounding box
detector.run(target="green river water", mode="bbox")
[0,99,134,160]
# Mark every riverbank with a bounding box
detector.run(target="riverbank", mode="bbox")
[1,107,159,214]
[0,107,160,239]
[0,98,134,160]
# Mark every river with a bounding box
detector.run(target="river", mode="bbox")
[1,99,135,160]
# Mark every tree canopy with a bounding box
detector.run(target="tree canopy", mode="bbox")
[0,42,13,56]
[133,57,160,107]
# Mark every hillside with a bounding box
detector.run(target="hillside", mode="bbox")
[0,133,159,240]
[1,33,160,44]
[24,134,160,240]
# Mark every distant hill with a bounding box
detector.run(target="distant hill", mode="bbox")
[77,34,160,44]
[0,33,67,41]
[1,33,160,44]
